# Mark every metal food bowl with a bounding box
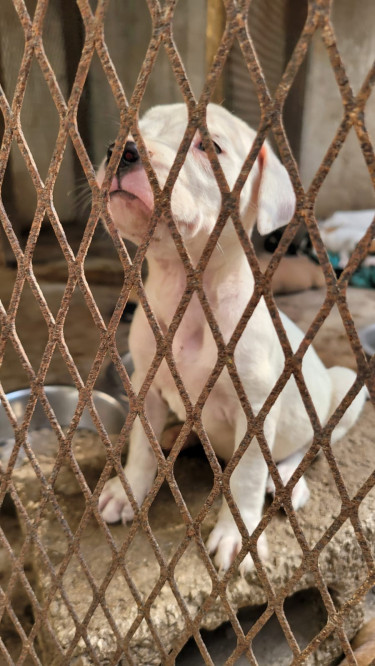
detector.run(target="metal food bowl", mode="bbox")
[105,352,134,401]
[0,385,128,442]
[359,324,375,357]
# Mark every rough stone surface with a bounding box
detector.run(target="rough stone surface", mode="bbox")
[12,401,375,665]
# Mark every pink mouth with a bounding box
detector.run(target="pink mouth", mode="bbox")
[109,170,154,211]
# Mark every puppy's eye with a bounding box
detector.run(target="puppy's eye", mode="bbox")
[197,140,222,155]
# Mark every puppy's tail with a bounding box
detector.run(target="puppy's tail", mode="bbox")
[328,366,368,445]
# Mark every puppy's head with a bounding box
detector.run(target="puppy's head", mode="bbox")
[97,103,295,250]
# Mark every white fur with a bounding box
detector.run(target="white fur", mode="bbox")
[97,104,367,574]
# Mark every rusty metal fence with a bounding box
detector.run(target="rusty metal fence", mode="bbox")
[0,0,375,664]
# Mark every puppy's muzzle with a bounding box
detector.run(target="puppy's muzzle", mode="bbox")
[105,140,154,213]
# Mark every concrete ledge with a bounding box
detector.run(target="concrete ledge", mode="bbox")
[12,403,375,665]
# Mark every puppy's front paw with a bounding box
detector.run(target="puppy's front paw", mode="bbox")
[98,476,135,524]
[206,519,268,574]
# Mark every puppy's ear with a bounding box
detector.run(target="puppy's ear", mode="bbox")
[256,144,296,236]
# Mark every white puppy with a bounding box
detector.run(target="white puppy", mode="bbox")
[97,103,367,574]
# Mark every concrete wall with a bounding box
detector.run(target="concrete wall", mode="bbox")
[299,0,375,218]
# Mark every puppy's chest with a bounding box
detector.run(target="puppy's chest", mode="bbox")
[172,318,207,362]
[158,291,216,367]
[161,319,217,393]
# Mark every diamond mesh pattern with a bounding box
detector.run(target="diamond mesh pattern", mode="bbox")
[0,0,374,664]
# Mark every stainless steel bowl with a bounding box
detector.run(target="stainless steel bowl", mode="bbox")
[105,352,134,401]
[359,324,375,356]
[0,385,128,441]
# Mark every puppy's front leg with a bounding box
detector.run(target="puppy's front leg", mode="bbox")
[207,415,275,574]
[99,381,168,524]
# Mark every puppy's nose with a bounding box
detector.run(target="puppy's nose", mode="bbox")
[106,141,140,167]
[122,141,139,165]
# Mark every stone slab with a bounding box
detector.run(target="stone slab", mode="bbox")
[11,401,375,665]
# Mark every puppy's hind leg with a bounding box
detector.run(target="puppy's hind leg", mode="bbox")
[266,448,310,510]
[267,366,368,511]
